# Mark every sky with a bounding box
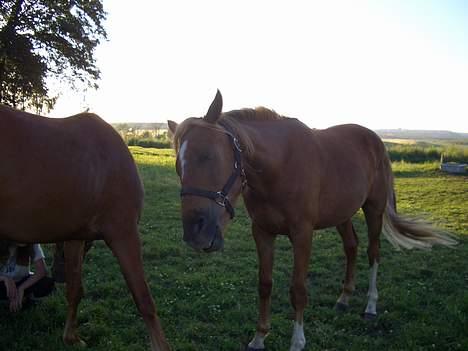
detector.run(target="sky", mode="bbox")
[49,0,468,133]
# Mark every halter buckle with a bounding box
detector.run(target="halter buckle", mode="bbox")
[215,191,227,207]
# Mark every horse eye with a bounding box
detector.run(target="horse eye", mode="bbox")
[197,153,214,163]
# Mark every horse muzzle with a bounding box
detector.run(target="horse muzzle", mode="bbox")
[182,211,224,252]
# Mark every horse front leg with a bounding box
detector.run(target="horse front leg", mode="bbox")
[288,228,313,351]
[247,223,276,351]
[63,240,86,346]
[52,242,66,283]
[53,241,93,283]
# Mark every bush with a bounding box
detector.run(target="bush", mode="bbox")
[127,137,172,149]
[386,144,467,163]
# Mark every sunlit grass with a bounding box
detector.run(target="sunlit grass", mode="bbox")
[391,160,440,174]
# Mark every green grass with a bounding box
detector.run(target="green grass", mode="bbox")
[1,146,467,351]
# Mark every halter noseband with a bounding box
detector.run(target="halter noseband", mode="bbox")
[179,125,246,219]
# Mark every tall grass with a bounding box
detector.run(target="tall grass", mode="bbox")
[386,143,468,163]
[391,161,440,177]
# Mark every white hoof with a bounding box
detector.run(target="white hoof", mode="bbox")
[289,342,305,351]
[248,332,266,350]
[289,341,305,351]
[289,321,305,351]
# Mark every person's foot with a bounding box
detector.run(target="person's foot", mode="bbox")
[22,295,40,309]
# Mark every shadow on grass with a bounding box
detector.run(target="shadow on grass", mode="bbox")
[395,169,468,179]
[393,169,440,178]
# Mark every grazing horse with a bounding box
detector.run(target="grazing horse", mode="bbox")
[0,105,170,351]
[168,91,456,351]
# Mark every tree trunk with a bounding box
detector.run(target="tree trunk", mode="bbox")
[0,0,25,104]
[6,0,25,35]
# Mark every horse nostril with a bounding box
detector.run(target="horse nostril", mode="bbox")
[195,216,205,234]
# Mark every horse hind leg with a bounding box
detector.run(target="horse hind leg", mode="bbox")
[63,240,86,346]
[104,223,170,351]
[335,219,358,312]
[362,203,384,320]
[288,227,313,351]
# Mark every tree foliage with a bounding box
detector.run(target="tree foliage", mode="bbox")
[0,0,107,112]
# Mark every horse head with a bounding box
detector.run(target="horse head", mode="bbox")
[168,91,245,252]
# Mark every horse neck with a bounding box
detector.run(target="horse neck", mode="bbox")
[238,120,286,191]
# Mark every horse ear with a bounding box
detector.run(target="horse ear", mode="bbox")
[204,90,223,124]
[167,120,178,139]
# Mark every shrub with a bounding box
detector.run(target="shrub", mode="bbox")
[127,137,171,149]
[386,144,467,163]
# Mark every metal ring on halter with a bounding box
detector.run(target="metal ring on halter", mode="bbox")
[233,137,242,152]
[215,191,227,207]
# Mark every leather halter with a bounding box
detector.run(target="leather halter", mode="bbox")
[180,125,246,219]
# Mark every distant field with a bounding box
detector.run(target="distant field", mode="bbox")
[382,138,418,145]
[1,147,467,351]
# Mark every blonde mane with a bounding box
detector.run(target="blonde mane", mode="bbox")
[172,107,284,156]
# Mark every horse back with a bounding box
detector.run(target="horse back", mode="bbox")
[243,121,389,232]
[0,105,143,242]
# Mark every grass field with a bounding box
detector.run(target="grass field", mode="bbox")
[1,147,467,351]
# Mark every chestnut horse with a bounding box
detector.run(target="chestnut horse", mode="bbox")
[168,91,456,351]
[0,105,170,351]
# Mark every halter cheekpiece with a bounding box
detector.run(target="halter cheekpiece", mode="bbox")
[179,124,246,219]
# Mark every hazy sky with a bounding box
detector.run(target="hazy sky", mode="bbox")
[49,0,468,132]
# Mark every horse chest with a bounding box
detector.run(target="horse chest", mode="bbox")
[243,192,288,234]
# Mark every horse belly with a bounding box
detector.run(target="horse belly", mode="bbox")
[0,196,99,243]
[314,205,362,230]
[0,164,102,242]
[314,180,368,229]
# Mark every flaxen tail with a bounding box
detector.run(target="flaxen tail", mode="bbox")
[381,159,458,250]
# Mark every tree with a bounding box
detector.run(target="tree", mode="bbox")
[0,0,107,112]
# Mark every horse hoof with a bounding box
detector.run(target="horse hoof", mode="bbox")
[63,335,87,347]
[362,312,377,321]
[335,302,349,313]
